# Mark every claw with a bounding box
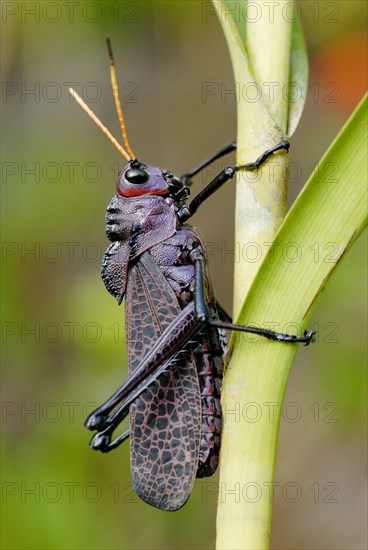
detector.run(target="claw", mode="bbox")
[302,330,315,346]
[272,329,315,345]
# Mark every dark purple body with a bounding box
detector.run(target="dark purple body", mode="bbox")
[101,172,225,509]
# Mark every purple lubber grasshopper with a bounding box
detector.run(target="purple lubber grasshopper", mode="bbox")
[70,40,313,511]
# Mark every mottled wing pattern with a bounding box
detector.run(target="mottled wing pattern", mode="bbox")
[125,252,201,511]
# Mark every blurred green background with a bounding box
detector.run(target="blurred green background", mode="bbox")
[1,1,367,549]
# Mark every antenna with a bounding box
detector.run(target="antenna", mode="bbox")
[106,38,136,160]
[68,87,131,161]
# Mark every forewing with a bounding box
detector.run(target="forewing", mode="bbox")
[125,252,201,511]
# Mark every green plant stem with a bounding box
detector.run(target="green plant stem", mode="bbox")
[232,1,293,314]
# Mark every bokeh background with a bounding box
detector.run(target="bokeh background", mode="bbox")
[1,1,367,549]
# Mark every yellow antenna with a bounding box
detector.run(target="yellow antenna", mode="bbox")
[68,87,131,161]
[106,38,136,160]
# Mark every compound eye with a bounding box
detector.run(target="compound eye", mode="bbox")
[125,168,149,184]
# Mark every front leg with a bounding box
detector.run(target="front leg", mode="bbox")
[181,140,237,187]
[178,140,290,222]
